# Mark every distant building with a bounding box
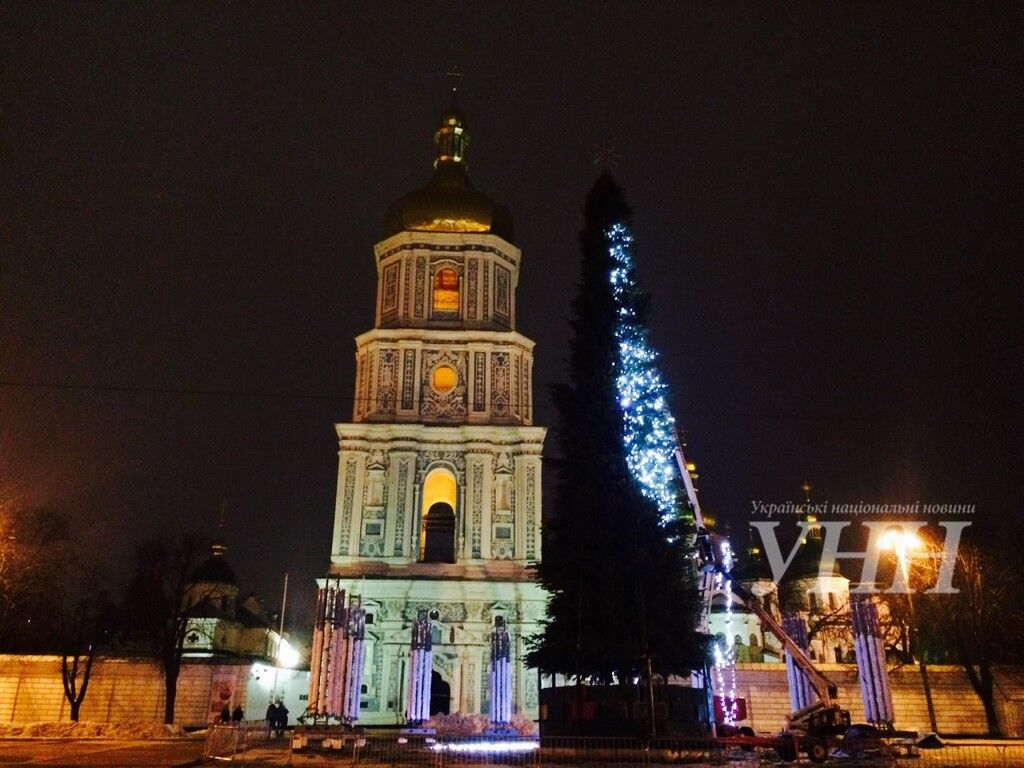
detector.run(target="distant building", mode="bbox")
[710,519,855,665]
[182,538,288,662]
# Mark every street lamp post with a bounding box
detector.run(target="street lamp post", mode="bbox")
[882,529,938,734]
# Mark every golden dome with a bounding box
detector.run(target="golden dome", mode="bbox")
[382,91,513,241]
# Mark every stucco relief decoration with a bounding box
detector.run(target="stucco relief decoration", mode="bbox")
[491,352,510,416]
[387,657,401,711]
[371,640,384,710]
[364,468,386,506]
[525,671,539,708]
[473,352,486,412]
[466,661,476,712]
[393,459,409,556]
[492,532,515,560]
[421,349,468,420]
[471,462,483,558]
[521,357,530,421]
[402,602,468,623]
[415,451,465,483]
[414,256,426,318]
[525,464,537,559]
[355,353,366,420]
[494,265,510,320]
[381,262,399,318]
[466,258,478,319]
[403,258,413,317]
[513,355,521,416]
[365,349,375,414]
[376,350,398,417]
[434,653,454,679]
[401,350,416,410]
[339,458,358,554]
[482,261,490,318]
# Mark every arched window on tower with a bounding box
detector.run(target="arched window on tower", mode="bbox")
[432,268,460,318]
[420,468,457,563]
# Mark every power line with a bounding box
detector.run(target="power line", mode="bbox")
[0,378,1017,429]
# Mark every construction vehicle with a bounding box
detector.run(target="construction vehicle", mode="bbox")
[673,441,851,763]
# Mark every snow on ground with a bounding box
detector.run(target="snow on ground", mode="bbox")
[0,720,192,739]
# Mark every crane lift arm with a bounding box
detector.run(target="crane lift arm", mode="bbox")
[671,440,838,710]
[727,578,837,708]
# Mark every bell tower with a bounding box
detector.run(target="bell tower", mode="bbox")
[326,93,546,724]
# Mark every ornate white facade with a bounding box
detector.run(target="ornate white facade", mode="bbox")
[327,97,546,725]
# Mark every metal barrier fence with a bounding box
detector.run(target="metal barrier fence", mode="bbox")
[911,742,1024,767]
[281,732,1024,767]
[203,720,272,762]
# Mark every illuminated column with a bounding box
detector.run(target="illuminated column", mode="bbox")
[343,597,367,723]
[325,589,349,716]
[308,587,327,714]
[488,616,512,726]
[308,583,349,719]
[782,615,816,713]
[406,610,433,724]
[851,597,894,726]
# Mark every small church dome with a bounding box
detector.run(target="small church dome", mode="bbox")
[382,91,513,242]
[189,538,237,585]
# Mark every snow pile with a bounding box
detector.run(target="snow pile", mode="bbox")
[422,712,538,737]
[0,721,189,739]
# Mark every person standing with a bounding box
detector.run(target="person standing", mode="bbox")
[273,699,289,737]
[232,705,244,723]
[265,701,276,735]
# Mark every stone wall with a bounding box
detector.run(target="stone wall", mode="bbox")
[732,663,1024,736]
[0,655,250,727]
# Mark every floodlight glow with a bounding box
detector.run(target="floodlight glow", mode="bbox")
[277,637,301,668]
[881,527,922,553]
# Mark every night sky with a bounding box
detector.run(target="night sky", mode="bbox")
[2,4,1021,630]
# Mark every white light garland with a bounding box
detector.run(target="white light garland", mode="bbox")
[714,541,739,726]
[607,223,680,525]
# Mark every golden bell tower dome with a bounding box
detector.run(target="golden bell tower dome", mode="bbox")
[382,90,513,241]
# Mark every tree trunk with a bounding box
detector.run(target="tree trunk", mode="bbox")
[982,693,1002,737]
[70,700,81,722]
[164,672,178,725]
[980,665,1002,737]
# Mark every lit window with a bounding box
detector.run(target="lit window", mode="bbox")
[421,469,457,563]
[432,366,457,394]
[432,268,459,315]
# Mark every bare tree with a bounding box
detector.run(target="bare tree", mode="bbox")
[121,532,212,724]
[0,506,73,650]
[58,563,115,722]
[917,541,1021,737]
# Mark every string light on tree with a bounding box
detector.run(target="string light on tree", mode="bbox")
[606,223,681,525]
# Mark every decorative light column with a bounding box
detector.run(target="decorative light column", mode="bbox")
[851,597,894,727]
[782,615,816,714]
[488,616,512,728]
[342,597,367,724]
[308,582,349,720]
[406,610,433,725]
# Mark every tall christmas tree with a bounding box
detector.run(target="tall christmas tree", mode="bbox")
[529,174,703,681]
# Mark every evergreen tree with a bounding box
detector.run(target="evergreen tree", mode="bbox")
[529,174,704,682]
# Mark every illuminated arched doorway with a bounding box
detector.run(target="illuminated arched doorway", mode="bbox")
[421,469,457,563]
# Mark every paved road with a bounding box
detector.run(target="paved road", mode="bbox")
[0,738,207,767]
